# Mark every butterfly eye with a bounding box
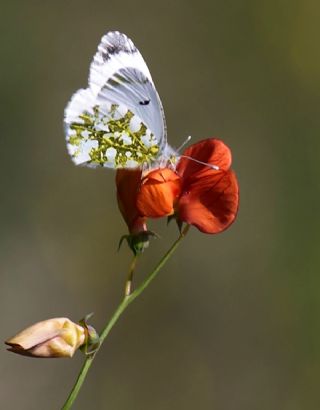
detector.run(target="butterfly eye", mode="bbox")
[139,99,150,106]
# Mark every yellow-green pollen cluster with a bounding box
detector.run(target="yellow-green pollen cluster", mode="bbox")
[69,104,159,167]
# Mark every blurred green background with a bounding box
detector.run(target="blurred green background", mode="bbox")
[1,0,319,409]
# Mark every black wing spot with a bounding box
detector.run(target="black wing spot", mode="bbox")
[139,99,150,106]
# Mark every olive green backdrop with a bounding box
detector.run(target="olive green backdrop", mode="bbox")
[1,1,319,409]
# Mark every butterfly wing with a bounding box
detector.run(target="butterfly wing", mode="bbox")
[64,31,167,168]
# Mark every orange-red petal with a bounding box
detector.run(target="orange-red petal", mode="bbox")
[116,169,147,234]
[137,168,182,218]
[175,138,239,234]
[177,169,239,233]
[177,138,232,181]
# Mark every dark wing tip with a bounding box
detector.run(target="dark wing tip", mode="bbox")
[99,31,137,61]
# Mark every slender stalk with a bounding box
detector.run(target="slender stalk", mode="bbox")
[124,255,138,296]
[61,357,93,409]
[61,225,189,410]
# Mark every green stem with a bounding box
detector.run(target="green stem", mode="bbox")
[124,255,138,296]
[61,225,190,410]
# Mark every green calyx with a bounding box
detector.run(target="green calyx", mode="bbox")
[79,313,100,356]
[118,230,159,255]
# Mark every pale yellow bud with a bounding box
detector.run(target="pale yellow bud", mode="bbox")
[5,318,86,358]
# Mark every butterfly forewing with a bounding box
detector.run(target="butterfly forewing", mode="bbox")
[64,31,168,169]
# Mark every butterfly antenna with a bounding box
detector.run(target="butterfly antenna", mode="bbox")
[177,135,192,152]
[176,135,219,170]
[180,155,220,170]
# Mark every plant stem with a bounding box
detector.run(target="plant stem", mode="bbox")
[61,225,190,410]
[124,255,138,296]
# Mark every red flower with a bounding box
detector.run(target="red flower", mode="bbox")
[116,138,239,235]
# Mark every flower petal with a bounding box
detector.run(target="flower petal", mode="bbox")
[116,169,147,233]
[5,318,86,358]
[5,318,69,350]
[177,170,239,233]
[137,168,182,218]
[177,138,232,182]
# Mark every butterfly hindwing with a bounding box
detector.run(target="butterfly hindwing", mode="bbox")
[64,31,168,169]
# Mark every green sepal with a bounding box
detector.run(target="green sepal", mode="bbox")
[79,313,100,356]
[176,219,184,233]
[167,215,175,225]
[118,230,159,255]
[167,214,184,233]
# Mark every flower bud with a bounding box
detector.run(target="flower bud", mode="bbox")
[5,318,86,358]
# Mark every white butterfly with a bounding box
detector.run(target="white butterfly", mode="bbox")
[64,31,177,169]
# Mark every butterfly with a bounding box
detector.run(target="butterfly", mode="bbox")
[64,31,177,169]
